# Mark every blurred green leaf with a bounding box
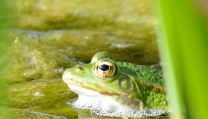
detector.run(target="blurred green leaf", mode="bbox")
[156,0,208,119]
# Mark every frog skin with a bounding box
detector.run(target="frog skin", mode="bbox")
[62,51,168,117]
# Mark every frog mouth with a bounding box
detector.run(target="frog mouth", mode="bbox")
[68,84,100,96]
[67,84,142,113]
[67,84,141,110]
[62,72,141,109]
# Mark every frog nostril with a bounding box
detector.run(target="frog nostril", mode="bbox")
[78,67,84,71]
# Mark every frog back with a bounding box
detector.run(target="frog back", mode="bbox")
[117,62,164,87]
[116,62,167,110]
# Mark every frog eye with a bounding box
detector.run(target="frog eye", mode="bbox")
[94,60,116,79]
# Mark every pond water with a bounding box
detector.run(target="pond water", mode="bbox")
[0,0,167,119]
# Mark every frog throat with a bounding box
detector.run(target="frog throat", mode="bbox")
[68,84,143,109]
[68,85,166,117]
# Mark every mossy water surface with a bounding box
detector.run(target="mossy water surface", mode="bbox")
[0,0,163,118]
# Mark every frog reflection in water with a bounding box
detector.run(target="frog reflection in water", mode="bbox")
[62,51,168,118]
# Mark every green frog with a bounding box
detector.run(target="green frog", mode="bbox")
[62,51,168,118]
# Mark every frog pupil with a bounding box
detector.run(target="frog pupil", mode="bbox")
[99,64,109,71]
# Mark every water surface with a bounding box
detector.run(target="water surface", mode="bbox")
[0,0,164,118]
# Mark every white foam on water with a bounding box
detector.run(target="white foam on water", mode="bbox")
[68,85,166,118]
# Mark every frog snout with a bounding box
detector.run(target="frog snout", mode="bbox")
[62,69,73,84]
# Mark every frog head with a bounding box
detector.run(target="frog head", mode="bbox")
[62,51,167,117]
